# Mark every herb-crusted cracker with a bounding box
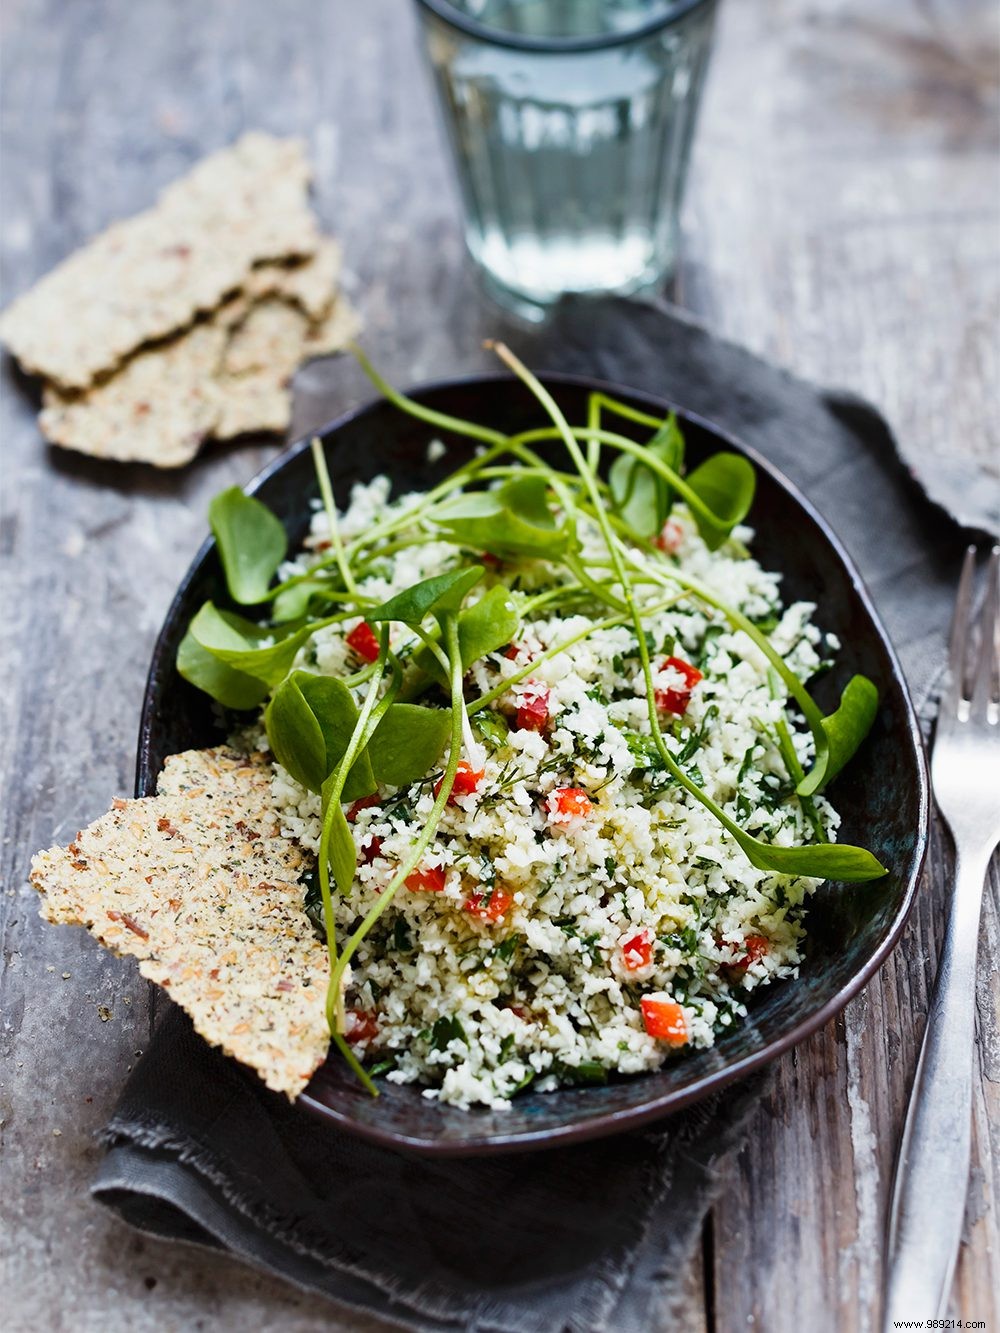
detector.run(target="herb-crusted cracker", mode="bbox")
[37,264,356,465]
[39,321,230,467]
[213,296,362,441]
[244,238,343,322]
[30,747,329,1097]
[0,133,319,390]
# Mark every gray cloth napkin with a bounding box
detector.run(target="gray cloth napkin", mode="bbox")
[92,297,980,1332]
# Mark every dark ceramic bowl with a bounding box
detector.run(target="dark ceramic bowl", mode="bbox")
[137,374,929,1156]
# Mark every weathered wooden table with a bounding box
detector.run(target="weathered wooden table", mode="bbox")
[2,1,997,1329]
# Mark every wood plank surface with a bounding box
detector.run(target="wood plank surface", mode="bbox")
[1,1,996,1330]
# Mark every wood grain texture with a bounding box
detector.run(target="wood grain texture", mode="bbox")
[0,0,996,1330]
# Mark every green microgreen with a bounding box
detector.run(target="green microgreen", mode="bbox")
[209,486,287,605]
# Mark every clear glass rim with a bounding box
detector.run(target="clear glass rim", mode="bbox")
[413,0,715,53]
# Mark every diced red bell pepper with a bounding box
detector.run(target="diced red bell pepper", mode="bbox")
[345,621,381,663]
[346,794,381,822]
[516,686,550,732]
[621,931,654,971]
[434,760,484,803]
[504,642,535,662]
[549,787,593,821]
[666,656,703,689]
[654,520,684,554]
[405,865,446,893]
[725,934,769,973]
[360,836,382,865]
[344,1008,379,1044]
[654,655,704,716]
[504,1003,530,1020]
[481,551,502,568]
[464,885,513,923]
[640,997,688,1046]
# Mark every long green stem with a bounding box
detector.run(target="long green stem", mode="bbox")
[352,343,507,447]
[310,437,357,597]
[315,631,397,1094]
[768,669,827,843]
[328,613,467,1013]
[587,391,666,432]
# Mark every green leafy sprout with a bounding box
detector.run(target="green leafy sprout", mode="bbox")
[176,344,887,1094]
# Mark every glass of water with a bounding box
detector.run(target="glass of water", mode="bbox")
[414,0,719,320]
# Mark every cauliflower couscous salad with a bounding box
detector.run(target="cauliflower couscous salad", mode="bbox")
[32,344,887,1109]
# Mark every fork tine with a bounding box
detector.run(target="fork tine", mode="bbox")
[942,546,977,715]
[970,545,1000,721]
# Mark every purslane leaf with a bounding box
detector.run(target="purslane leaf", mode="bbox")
[187,601,315,687]
[457,586,520,667]
[413,586,521,683]
[265,672,377,799]
[797,675,879,797]
[176,628,270,711]
[320,777,359,894]
[209,487,287,605]
[684,453,756,551]
[736,831,886,881]
[271,578,340,624]
[264,674,327,792]
[431,475,570,558]
[367,704,450,787]
[608,414,684,538]
[297,674,377,801]
[367,566,484,626]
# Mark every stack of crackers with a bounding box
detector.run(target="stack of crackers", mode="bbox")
[0,133,358,467]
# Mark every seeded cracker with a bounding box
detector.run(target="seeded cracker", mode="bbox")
[29,747,330,1098]
[0,133,318,390]
[37,252,354,464]
[213,296,362,441]
[38,321,231,467]
[244,237,343,321]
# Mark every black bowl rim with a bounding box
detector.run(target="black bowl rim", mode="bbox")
[137,370,930,1156]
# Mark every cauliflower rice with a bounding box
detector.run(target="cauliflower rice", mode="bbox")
[267,472,840,1110]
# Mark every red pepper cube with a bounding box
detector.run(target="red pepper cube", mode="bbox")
[434,760,484,804]
[654,655,703,716]
[346,621,381,663]
[654,687,690,716]
[726,934,769,973]
[621,931,653,971]
[654,519,685,554]
[504,643,535,663]
[346,794,381,823]
[405,865,446,893]
[516,686,550,733]
[464,885,513,923]
[360,836,382,866]
[665,656,703,689]
[640,996,688,1046]
[481,551,502,569]
[549,787,593,822]
[344,1008,379,1045]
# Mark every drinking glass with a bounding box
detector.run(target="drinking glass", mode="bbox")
[414,0,719,320]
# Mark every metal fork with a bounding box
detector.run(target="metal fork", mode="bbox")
[884,544,1000,1326]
